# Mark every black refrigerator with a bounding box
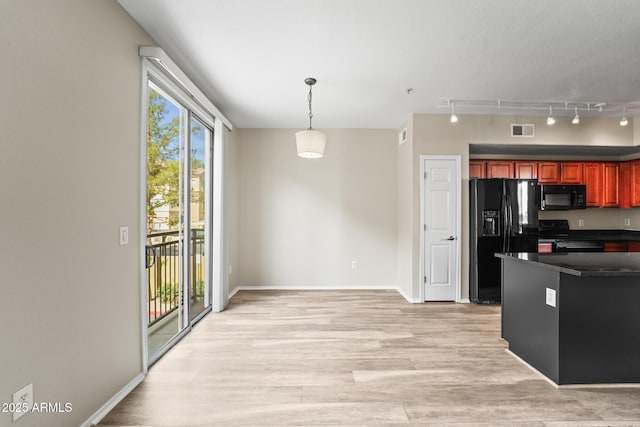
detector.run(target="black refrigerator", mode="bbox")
[469,178,539,303]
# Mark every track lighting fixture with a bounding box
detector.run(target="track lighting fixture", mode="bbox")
[547,106,555,125]
[620,108,629,126]
[572,107,580,124]
[450,102,458,123]
[440,100,636,125]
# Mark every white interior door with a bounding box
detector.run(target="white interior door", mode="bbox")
[422,157,460,301]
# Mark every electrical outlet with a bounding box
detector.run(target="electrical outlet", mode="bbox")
[624,218,631,227]
[578,219,584,227]
[351,260,359,269]
[119,226,129,245]
[12,383,33,421]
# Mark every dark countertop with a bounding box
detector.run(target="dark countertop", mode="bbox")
[496,252,640,276]
[559,229,640,242]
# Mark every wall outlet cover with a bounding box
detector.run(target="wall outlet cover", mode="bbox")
[545,288,557,308]
[12,383,33,421]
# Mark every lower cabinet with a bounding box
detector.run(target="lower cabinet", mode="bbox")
[604,242,628,252]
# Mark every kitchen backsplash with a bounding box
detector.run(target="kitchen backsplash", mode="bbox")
[539,207,640,230]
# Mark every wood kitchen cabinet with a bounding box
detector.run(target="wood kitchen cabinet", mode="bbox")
[537,162,560,183]
[621,160,640,208]
[469,160,486,178]
[631,160,640,207]
[514,161,537,179]
[560,162,583,184]
[602,162,619,207]
[604,242,628,252]
[628,241,640,252]
[583,162,603,206]
[486,161,514,178]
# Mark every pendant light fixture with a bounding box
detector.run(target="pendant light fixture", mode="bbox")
[295,77,326,159]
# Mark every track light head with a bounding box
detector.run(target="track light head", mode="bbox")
[620,108,629,126]
[547,106,555,125]
[572,107,580,125]
[450,102,458,123]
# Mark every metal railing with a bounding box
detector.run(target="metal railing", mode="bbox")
[146,229,205,326]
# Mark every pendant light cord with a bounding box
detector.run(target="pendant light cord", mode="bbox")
[308,84,313,130]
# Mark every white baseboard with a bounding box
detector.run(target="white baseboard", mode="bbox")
[228,286,241,298]
[230,285,421,303]
[395,286,422,303]
[231,286,466,305]
[232,284,396,291]
[82,372,145,427]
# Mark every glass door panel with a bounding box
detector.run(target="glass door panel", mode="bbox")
[146,81,187,360]
[189,117,211,321]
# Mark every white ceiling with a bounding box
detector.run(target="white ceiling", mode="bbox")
[118,0,640,129]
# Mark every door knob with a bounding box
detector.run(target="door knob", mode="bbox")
[442,236,456,241]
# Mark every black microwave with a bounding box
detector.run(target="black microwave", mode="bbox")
[539,184,587,210]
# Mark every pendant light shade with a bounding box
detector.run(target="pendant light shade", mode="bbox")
[297,77,325,158]
[296,129,326,158]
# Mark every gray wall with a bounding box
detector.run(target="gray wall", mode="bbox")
[235,128,398,289]
[0,1,153,425]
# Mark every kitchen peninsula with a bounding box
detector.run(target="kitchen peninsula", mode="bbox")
[497,252,640,385]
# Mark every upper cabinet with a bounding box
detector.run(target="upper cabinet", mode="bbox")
[624,160,640,207]
[583,162,619,207]
[469,160,486,178]
[538,162,560,183]
[486,161,514,178]
[469,158,631,208]
[514,161,537,179]
[559,162,583,184]
[537,161,583,184]
[583,162,603,207]
[602,162,619,207]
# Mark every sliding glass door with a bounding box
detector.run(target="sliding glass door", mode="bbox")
[145,80,213,362]
[188,116,211,322]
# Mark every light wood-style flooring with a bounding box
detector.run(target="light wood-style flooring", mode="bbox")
[100,290,640,426]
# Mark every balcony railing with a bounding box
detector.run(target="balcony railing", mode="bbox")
[146,229,205,326]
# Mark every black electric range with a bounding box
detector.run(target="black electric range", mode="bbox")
[539,219,605,252]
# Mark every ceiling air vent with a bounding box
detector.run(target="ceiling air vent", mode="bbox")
[511,124,535,138]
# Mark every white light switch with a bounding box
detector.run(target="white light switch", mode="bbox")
[119,226,129,245]
[545,288,556,308]
[624,218,631,227]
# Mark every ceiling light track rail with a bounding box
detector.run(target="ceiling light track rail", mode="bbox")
[439,99,640,114]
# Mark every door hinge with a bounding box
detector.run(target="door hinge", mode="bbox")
[424,224,427,231]
[424,275,427,284]
[424,171,427,180]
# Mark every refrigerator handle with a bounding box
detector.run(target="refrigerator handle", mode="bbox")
[501,194,508,252]
[506,194,512,252]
